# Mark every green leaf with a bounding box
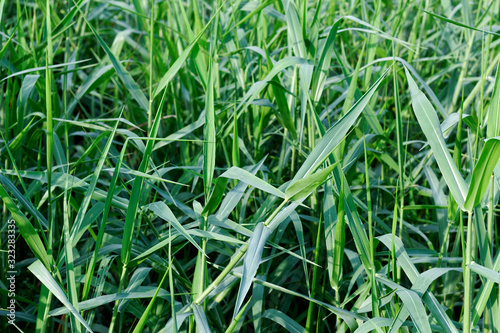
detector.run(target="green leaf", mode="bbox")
[332,176,345,290]
[193,304,212,332]
[225,297,252,333]
[285,163,336,201]
[75,3,149,112]
[28,261,93,332]
[153,1,225,98]
[292,67,389,182]
[464,138,500,211]
[262,309,305,333]
[468,262,499,284]
[50,287,173,316]
[220,166,285,199]
[202,176,229,217]
[0,185,50,269]
[404,67,469,210]
[145,201,205,255]
[0,174,48,228]
[70,120,119,245]
[311,19,342,103]
[132,269,169,333]
[234,222,271,318]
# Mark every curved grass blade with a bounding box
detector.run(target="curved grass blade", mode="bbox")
[233,222,271,319]
[28,260,93,332]
[153,0,227,98]
[285,163,336,201]
[468,262,499,284]
[262,309,305,333]
[292,67,389,183]
[74,2,149,112]
[193,304,212,332]
[0,185,50,269]
[220,167,285,199]
[464,138,500,211]
[145,201,204,255]
[0,174,48,228]
[50,287,173,316]
[404,67,468,210]
[70,120,119,245]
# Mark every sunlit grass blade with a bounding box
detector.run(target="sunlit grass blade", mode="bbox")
[28,260,93,332]
[292,68,389,182]
[404,67,469,210]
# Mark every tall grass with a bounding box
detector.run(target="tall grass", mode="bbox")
[2,0,500,332]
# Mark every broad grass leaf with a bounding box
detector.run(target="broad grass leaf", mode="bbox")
[216,158,266,220]
[70,120,119,245]
[323,180,337,289]
[292,67,389,183]
[378,235,459,333]
[202,176,229,216]
[161,305,192,333]
[233,222,271,318]
[487,62,500,138]
[50,287,173,316]
[332,176,345,290]
[354,318,392,333]
[0,60,89,83]
[203,42,216,199]
[132,270,169,333]
[283,0,306,58]
[262,309,305,333]
[0,185,50,269]
[471,253,500,326]
[0,174,48,228]
[2,115,36,157]
[464,138,500,211]
[404,67,469,210]
[468,262,499,284]
[193,304,212,332]
[121,108,163,264]
[387,268,461,333]
[285,163,336,201]
[1,170,129,210]
[28,261,93,332]
[118,267,152,311]
[312,19,342,103]
[153,1,225,98]
[220,166,285,199]
[145,202,204,255]
[423,9,500,37]
[66,64,114,116]
[247,274,362,330]
[394,290,431,333]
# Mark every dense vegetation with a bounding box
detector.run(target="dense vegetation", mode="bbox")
[2,0,500,332]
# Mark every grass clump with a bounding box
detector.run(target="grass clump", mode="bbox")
[2,0,500,332]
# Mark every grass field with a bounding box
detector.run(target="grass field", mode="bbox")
[2,0,500,332]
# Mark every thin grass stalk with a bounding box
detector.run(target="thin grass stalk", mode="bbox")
[305,217,322,331]
[464,212,473,333]
[363,136,378,317]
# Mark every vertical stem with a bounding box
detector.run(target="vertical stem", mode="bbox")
[305,219,322,331]
[364,137,379,317]
[148,1,154,134]
[463,212,473,333]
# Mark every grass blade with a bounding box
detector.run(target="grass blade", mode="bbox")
[28,260,93,332]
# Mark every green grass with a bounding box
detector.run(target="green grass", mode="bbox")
[2,0,500,332]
